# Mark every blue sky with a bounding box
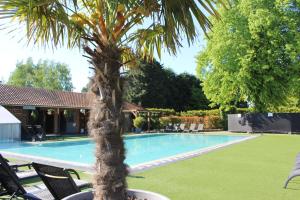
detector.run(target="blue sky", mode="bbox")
[0,30,206,92]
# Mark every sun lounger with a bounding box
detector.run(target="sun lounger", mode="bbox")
[0,154,38,181]
[164,123,175,132]
[184,123,196,132]
[178,123,186,132]
[4,157,32,171]
[32,125,64,141]
[0,155,54,200]
[284,153,300,188]
[192,124,204,133]
[32,162,92,199]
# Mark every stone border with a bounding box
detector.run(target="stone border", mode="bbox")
[129,135,259,173]
[0,135,259,174]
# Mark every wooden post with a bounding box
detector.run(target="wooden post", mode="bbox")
[54,108,59,134]
[75,109,80,134]
[147,111,151,132]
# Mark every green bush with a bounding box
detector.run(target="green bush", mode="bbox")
[146,108,176,116]
[159,116,181,127]
[180,109,220,117]
[159,117,172,127]
[150,117,161,130]
[236,108,251,113]
[272,107,300,113]
[133,117,146,129]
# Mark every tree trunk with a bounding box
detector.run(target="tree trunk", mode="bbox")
[86,46,128,200]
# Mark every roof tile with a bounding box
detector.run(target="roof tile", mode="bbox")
[0,84,144,111]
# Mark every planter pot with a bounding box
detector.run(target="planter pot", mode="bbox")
[62,189,169,200]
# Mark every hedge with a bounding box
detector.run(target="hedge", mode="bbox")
[146,108,176,116]
[159,116,223,130]
[180,109,220,117]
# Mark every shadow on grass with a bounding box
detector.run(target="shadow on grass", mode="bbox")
[285,182,300,190]
[128,175,145,179]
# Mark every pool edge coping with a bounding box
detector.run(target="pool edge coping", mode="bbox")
[129,135,259,173]
[0,134,259,174]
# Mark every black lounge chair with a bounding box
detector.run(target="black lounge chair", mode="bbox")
[32,162,91,200]
[4,157,32,171]
[0,155,54,200]
[0,155,37,181]
[35,125,65,141]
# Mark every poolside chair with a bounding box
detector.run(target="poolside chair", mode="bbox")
[34,125,65,141]
[0,154,37,181]
[184,123,196,132]
[0,155,54,200]
[165,123,175,132]
[284,153,300,188]
[4,157,32,172]
[32,162,91,200]
[178,124,186,132]
[192,124,204,133]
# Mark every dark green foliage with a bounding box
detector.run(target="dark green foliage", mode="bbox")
[8,58,73,91]
[124,61,210,111]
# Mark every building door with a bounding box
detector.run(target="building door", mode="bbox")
[59,111,67,133]
[45,111,55,133]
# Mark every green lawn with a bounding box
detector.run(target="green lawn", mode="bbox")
[3,134,300,200]
[127,134,300,200]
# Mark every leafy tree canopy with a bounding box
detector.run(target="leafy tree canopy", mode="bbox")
[196,0,300,112]
[8,58,73,91]
[124,60,210,111]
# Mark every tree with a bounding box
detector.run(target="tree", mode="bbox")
[196,0,300,112]
[173,73,210,110]
[0,1,223,199]
[8,58,73,91]
[125,60,171,108]
[125,61,210,111]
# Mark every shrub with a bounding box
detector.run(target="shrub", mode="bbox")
[150,117,161,129]
[236,108,251,113]
[159,116,182,127]
[180,109,220,117]
[204,116,223,129]
[159,116,224,130]
[146,108,176,116]
[133,117,146,129]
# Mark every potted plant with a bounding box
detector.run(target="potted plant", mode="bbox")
[62,189,169,200]
[133,116,146,133]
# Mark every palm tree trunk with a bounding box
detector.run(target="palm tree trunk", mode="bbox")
[86,46,128,200]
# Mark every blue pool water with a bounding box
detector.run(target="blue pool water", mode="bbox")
[0,134,246,166]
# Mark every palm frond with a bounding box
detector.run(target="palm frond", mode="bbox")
[0,0,85,48]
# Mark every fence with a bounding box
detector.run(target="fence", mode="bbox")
[228,113,300,133]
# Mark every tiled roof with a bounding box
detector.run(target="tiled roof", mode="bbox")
[0,84,144,111]
[122,102,145,111]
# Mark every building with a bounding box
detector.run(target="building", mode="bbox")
[0,84,144,139]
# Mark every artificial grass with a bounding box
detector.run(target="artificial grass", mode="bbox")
[2,134,300,200]
[127,134,300,200]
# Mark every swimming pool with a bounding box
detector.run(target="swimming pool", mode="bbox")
[0,134,249,167]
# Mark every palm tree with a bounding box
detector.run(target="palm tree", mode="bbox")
[0,0,225,199]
